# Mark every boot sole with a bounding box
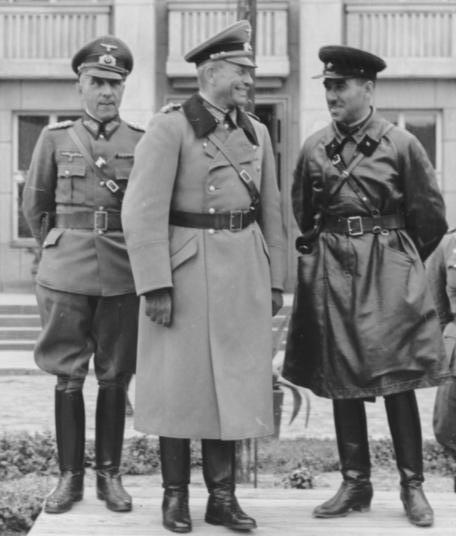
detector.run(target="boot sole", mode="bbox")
[97,490,132,512]
[44,494,83,514]
[205,515,256,531]
[313,505,371,518]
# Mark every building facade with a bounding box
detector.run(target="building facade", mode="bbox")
[1,0,455,291]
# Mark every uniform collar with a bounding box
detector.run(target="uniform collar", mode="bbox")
[82,111,121,140]
[182,93,258,145]
[324,110,392,159]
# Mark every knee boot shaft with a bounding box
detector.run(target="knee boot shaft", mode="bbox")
[95,385,132,512]
[44,388,85,514]
[160,437,192,533]
[385,390,433,527]
[313,399,372,519]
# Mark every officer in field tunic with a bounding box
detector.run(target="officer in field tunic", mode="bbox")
[23,36,143,514]
[283,46,450,527]
[122,21,284,533]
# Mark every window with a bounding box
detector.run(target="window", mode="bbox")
[13,112,80,242]
[378,110,442,187]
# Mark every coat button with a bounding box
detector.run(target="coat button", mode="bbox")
[208,208,215,214]
[208,229,215,234]
[209,185,216,192]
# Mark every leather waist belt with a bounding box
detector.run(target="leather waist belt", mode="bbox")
[322,214,405,236]
[170,209,256,232]
[55,211,122,233]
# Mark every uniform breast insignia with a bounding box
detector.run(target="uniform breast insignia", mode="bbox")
[126,121,145,132]
[159,102,182,114]
[48,120,74,130]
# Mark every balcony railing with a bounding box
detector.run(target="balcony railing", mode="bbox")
[0,2,111,78]
[167,1,289,79]
[345,2,456,77]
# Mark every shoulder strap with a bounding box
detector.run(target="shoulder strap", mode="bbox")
[208,132,260,210]
[67,127,124,201]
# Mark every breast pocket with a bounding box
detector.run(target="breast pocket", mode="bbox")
[56,161,86,204]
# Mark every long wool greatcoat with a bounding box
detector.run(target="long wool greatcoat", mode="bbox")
[283,112,449,399]
[122,94,284,439]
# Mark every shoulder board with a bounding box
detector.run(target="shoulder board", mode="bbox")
[159,102,182,114]
[126,121,145,132]
[48,120,74,130]
[246,111,260,122]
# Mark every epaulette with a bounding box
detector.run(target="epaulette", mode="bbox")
[48,120,74,130]
[126,121,145,132]
[159,102,182,114]
[246,111,260,122]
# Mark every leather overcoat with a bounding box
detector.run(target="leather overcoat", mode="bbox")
[283,112,449,398]
[122,94,285,439]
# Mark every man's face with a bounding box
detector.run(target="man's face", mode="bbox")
[77,74,125,122]
[209,61,254,109]
[323,78,372,125]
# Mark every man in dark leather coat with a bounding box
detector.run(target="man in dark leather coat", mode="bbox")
[22,36,143,515]
[283,45,449,528]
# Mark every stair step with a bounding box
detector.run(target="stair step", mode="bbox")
[0,341,36,351]
[0,314,41,327]
[0,327,40,340]
[0,304,38,315]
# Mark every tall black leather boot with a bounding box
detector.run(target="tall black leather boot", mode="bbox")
[385,391,433,527]
[203,439,256,531]
[44,388,85,514]
[160,436,192,533]
[313,399,373,518]
[95,385,132,512]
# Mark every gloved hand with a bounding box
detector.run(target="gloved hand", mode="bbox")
[144,288,173,327]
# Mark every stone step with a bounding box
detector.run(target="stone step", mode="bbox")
[0,314,40,327]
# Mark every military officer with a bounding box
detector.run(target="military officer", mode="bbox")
[283,46,449,527]
[122,20,284,533]
[22,36,143,514]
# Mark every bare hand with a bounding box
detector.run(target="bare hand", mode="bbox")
[271,289,283,317]
[144,288,173,327]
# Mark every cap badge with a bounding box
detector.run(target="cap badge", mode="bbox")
[99,54,116,66]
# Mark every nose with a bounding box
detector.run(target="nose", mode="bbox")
[100,81,114,96]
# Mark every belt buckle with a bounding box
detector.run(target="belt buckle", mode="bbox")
[94,210,108,233]
[229,210,243,232]
[347,216,363,236]
[105,179,120,193]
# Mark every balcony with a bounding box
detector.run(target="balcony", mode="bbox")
[0,1,111,79]
[166,1,289,83]
[345,2,456,78]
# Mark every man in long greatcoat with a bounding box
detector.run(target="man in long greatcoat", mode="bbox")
[283,46,449,528]
[122,20,284,533]
[23,37,142,514]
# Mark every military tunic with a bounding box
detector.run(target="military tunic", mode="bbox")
[283,112,449,399]
[23,116,143,381]
[122,94,285,439]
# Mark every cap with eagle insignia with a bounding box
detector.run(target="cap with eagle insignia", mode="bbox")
[313,45,386,80]
[184,20,256,68]
[71,35,133,80]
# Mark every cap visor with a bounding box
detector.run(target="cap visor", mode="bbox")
[80,66,124,80]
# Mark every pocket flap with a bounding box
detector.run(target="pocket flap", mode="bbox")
[170,236,198,271]
[58,162,86,178]
[43,228,65,248]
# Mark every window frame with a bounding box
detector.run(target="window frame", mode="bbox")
[378,108,443,188]
[11,111,80,247]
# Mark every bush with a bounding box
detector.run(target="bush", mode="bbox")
[0,475,49,534]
